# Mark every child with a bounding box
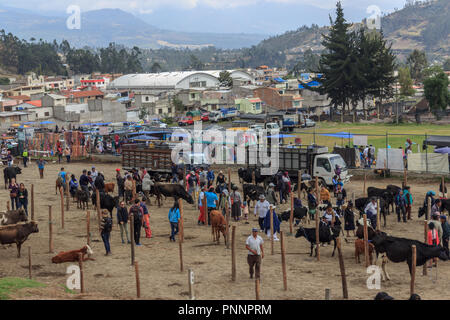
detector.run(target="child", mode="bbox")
[242,201,249,224]
[427,222,439,267]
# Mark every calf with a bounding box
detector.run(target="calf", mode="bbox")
[51,245,94,263]
[355,238,375,264]
[295,223,340,257]
[92,192,120,217]
[76,189,90,210]
[3,166,21,189]
[0,208,28,226]
[277,207,308,224]
[56,177,64,195]
[0,221,39,257]
[152,183,194,207]
[210,210,227,244]
[440,199,450,214]
[104,182,115,193]
[243,184,265,208]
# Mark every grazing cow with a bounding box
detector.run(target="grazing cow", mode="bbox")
[3,167,21,189]
[0,208,28,226]
[210,210,227,244]
[295,223,340,257]
[355,197,388,227]
[243,184,265,207]
[355,238,375,264]
[0,221,39,257]
[76,189,90,210]
[367,187,394,214]
[91,192,120,216]
[104,182,115,193]
[152,183,194,206]
[371,234,449,274]
[51,245,95,263]
[277,207,308,223]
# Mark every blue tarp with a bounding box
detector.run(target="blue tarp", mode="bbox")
[129,131,166,136]
[267,134,296,138]
[320,132,354,138]
[40,121,55,124]
[131,135,159,140]
[273,77,286,83]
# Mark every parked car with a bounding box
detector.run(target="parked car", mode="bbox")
[301,119,316,128]
[201,112,210,121]
[178,116,194,126]
[149,121,168,128]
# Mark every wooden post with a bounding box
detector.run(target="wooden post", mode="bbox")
[183,168,187,191]
[376,199,380,231]
[135,261,141,298]
[132,179,136,202]
[6,201,10,211]
[227,168,231,194]
[31,184,34,221]
[315,176,320,261]
[410,245,416,296]
[59,186,64,229]
[280,231,287,291]
[226,198,230,249]
[78,253,84,293]
[270,206,274,255]
[289,192,294,234]
[427,197,431,220]
[255,278,260,300]
[363,172,367,197]
[188,269,195,300]
[231,226,236,281]
[28,247,32,279]
[179,198,184,243]
[96,189,101,231]
[252,171,255,185]
[179,224,184,272]
[298,170,302,200]
[403,167,407,188]
[363,214,369,268]
[202,194,207,226]
[48,205,53,253]
[442,176,446,197]
[325,289,331,300]
[423,220,428,276]
[66,181,70,211]
[130,214,135,266]
[352,192,355,208]
[86,211,91,247]
[337,237,348,299]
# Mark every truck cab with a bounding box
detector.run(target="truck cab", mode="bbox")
[209,111,222,123]
[265,122,280,130]
[313,153,351,186]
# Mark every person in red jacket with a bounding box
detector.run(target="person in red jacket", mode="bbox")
[427,222,440,268]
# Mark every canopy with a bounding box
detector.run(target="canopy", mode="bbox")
[267,134,295,138]
[24,121,35,125]
[40,121,55,125]
[320,132,354,139]
[130,135,158,140]
[434,147,450,154]
[273,77,286,83]
[81,123,93,126]
[129,131,166,135]
[11,124,21,127]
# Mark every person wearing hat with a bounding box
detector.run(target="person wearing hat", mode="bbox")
[254,195,270,231]
[205,187,219,225]
[124,175,134,205]
[245,228,264,279]
[265,183,277,205]
[364,197,378,230]
[264,204,280,241]
[219,189,231,216]
[427,221,440,268]
[142,172,153,205]
[395,189,407,223]
[319,184,331,205]
[216,171,226,193]
[403,186,413,220]
[431,199,441,217]
[322,203,340,226]
[344,201,356,237]
[116,169,125,200]
[198,186,207,225]
[374,292,394,300]
[100,210,113,256]
[439,215,450,251]
[91,166,98,182]
[230,185,242,221]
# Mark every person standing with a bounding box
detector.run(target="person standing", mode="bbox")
[129,199,143,246]
[254,195,270,231]
[230,185,242,221]
[198,186,206,225]
[320,185,331,205]
[124,175,133,205]
[7,150,13,167]
[17,183,28,216]
[64,147,71,163]
[100,210,112,256]
[9,178,19,210]
[36,158,46,179]
[429,213,443,245]
[364,197,378,230]
[91,166,98,182]
[205,187,219,225]
[264,204,280,241]
[242,201,249,224]
[335,184,347,210]
[80,169,89,193]
[22,149,29,167]
[140,198,152,239]
[117,201,130,244]
[427,222,440,268]
[245,228,264,279]
[168,201,181,242]
[57,145,63,164]
[440,215,450,251]
[69,174,79,198]
[344,201,355,237]
[307,187,318,221]
[403,186,413,220]
[116,169,125,200]
[395,189,407,223]
[265,183,278,205]
[207,168,215,188]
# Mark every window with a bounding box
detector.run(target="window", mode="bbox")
[167,107,172,113]
[255,103,261,110]
[236,104,240,110]
[316,158,331,172]
[44,112,50,116]
[191,94,195,99]
[145,96,149,102]
[158,109,163,114]
[80,98,85,103]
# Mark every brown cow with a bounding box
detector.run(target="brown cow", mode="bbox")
[355,238,375,264]
[104,182,115,193]
[52,245,95,263]
[56,177,65,195]
[210,210,227,244]
[0,221,39,257]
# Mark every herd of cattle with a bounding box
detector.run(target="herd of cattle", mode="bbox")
[0,165,449,288]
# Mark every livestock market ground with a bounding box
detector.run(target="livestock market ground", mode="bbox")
[0,161,449,300]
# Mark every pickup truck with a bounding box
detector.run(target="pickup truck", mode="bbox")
[178,116,194,126]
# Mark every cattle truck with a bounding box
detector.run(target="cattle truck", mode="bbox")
[246,145,352,187]
[122,144,173,173]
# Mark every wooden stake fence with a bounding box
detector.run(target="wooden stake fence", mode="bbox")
[298,170,302,200]
[179,198,184,243]
[31,184,34,221]
[78,253,84,293]
[66,181,70,211]
[289,192,294,234]
[315,176,320,261]
[135,261,141,298]
[363,214,370,268]
[130,214,135,266]
[59,187,64,229]
[86,211,91,247]
[336,238,348,299]
[179,226,184,272]
[188,269,195,300]
[280,231,287,291]
[270,206,274,255]
[48,205,53,253]
[410,245,416,296]
[226,199,230,249]
[423,220,428,276]
[376,199,380,231]
[231,226,236,281]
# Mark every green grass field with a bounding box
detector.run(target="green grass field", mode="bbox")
[285,122,450,153]
[0,277,46,300]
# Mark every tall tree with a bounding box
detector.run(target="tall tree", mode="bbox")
[397,66,415,98]
[218,70,233,87]
[423,67,449,113]
[406,49,428,83]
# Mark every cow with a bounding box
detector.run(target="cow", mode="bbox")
[371,233,449,275]
[238,168,265,185]
[76,189,90,210]
[243,184,265,208]
[210,210,227,244]
[0,208,28,226]
[104,182,115,193]
[440,199,450,214]
[0,221,39,257]
[355,197,388,227]
[152,183,194,207]
[3,166,21,189]
[355,238,375,264]
[277,207,308,224]
[56,177,64,195]
[367,187,394,214]
[51,245,95,263]
[355,224,386,240]
[91,192,120,217]
[295,223,340,257]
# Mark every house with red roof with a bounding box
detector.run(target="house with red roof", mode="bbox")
[63,89,104,104]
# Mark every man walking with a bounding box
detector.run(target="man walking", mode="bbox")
[364,197,378,230]
[117,201,130,244]
[22,149,29,167]
[245,228,264,279]
[403,186,413,220]
[100,210,113,256]
[37,158,46,179]
[80,169,89,193]
[254,195,270,231]
[129,199,143,246]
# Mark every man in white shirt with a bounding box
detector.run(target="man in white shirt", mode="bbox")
[245,228,264,279]
[254,194,270,231]
[364,197,378,229]
[91,166,98,182]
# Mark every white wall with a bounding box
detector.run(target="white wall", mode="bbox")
[176,74,219,90]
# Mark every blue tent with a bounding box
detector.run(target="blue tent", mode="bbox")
[40,121,55,125]
[273,77,286,83]
[320,132,354,138]
[298,84,305,89]
[81,123,92,126]
[131,135,158,140]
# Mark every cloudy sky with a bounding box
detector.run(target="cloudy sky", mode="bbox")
[1,0,408,34]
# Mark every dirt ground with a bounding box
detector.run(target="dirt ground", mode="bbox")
[0,161,449,300]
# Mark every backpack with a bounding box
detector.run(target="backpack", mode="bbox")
[103,218,112,233]
[130,205,142,221]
